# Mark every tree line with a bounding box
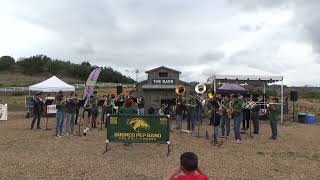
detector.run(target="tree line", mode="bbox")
[0,55,135,83]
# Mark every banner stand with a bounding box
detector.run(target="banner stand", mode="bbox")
[166,141,171,156]
[103,140,110,154]
[45,116,52,131]
[76,108,82,137]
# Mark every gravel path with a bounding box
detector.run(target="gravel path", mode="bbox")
[0,112,319,180]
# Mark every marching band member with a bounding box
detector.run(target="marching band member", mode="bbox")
[30,92,43,130]
[158,105,165,116]
[268,97,279,140]
[164,104,170,116]
[83,95,92,136]
[220,95,231,139]
[101,95,108,125]
[242,96,250,131]
[111,94,117,114]
[119,97,137,114]
[195,94,203,124]
[186,93,197,132]
[175,95,184,129]
[89,91,99,128]
[119,97,137,146]
[65,92,78,135]
[231,94,244,144]
[103,95,113,127]
[211,97,222,146]
[55,91,66,138]
[252,96,260,134]
[137,96,145,116]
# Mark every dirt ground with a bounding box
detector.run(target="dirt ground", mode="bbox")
[0,111,319,180]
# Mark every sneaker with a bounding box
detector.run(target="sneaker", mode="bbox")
[220,136,225,139]
[59,134,65,137]
[55,135,61,138]
[236,139,242,144]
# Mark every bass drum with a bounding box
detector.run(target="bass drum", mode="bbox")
[259,109,268,119]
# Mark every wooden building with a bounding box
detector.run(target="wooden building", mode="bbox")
[135,66,192,114]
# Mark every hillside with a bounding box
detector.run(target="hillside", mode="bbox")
[0,55,135,87]
[0,71,84,87]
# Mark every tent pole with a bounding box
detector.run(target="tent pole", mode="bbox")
[213,75,216,93]
[281,79,284,123]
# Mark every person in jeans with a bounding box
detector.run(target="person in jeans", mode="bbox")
[103,95,113,128]
[231,94,244,144]
[242,96,250,131]
[65,92,78,135]
[30,92,43,130]
[212,107,221,146]
[101,95,107,125]
[195,95,202,124]
[163,152,208,180]
[175,95,184,129]
[89,91,98,128]
[268,97,279,140]
[251,96,260,134]
[186,94,197,131]
[55,91,66,138]
[137,96,145,116]
[220,95,231,139]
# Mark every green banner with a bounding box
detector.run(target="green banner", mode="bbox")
[107,115,170,144]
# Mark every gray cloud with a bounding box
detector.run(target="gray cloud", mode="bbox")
[0,0,320,86]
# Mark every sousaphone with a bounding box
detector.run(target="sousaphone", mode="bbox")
[175,85,186,95]
[195,83,207,94]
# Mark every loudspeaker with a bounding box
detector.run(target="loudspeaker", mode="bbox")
[116,86,123,95]
[290,91,298,101]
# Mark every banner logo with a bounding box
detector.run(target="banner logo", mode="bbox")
[128,118,150,132]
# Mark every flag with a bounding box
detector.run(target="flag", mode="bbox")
[83,67,102,100]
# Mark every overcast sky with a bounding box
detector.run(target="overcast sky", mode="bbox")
[0,0,319,86]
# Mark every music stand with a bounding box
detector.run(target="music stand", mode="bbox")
[44,99,54,131]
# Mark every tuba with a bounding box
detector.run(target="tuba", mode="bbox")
[175,85,186,95]
[195,83,207,94]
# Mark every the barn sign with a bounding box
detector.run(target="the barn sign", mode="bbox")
[152,79,175,84]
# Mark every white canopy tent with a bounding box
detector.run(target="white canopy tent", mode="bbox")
[29,76,75,92]
[207,75,284,123]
